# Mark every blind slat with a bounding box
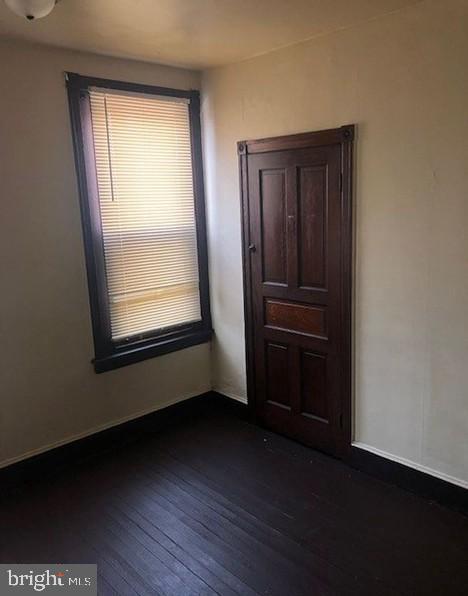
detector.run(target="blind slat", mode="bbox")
[89,88,201,341]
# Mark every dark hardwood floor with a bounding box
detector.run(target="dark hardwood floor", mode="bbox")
[1,398,468,595]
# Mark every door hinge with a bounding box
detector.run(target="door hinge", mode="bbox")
[339,413,344,429]
[339,173,343,193]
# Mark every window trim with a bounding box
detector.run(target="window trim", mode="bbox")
[66,73,212,373]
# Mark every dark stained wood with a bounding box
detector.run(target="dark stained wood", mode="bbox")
[301,350,328,421]
[240,125,354,154]
[349,446,468,514]
[239,126,354,457]
[265,342,291,409]
[2,397,468,596]
[265,299,327,337]
[66,73,212,373]
[260,169,287,284]
[298,165,327,288]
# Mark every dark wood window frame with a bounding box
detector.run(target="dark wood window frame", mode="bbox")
[66,73,212,373]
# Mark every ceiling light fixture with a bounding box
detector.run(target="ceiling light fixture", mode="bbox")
[4,0,58,21]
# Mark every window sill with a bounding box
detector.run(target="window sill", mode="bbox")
[93,328,212,373]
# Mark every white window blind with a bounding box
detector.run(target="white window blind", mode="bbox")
[88,88,201,341]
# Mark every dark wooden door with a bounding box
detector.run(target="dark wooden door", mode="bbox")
[239,126,353,457]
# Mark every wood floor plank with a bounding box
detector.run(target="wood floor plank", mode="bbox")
[2,401,468,596]
[127,464,372,595]
[52,467,263,596]
[136,456,399,595]
[137,446,403,595]
[123,475,327,596]
[151,418,468,594]
[106,500,241,596]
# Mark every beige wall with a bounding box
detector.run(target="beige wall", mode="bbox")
[202,0,468,485]
[0,39,210,467]
[1,0,467,487]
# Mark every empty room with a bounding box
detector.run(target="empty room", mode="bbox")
[1,0,467,594]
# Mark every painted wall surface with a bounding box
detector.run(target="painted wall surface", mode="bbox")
[0,40,210,467]
[202,0,468,484]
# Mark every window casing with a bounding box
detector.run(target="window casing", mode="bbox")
[67,74,211,372]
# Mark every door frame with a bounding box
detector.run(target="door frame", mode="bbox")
[237,125,354,458]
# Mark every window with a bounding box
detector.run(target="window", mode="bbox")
[67,74,211,372]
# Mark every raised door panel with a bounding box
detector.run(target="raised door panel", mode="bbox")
[297,165,327,290]
[265,342,290,410]
[300,351,328,423]
[265,299,327,339]
[260,169,287,285]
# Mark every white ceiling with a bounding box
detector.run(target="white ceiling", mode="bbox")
[0,0,421,69]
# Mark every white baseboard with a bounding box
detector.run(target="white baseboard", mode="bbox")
[0,388,210,470]
[213,386,248,405]
[352,441,468,490]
